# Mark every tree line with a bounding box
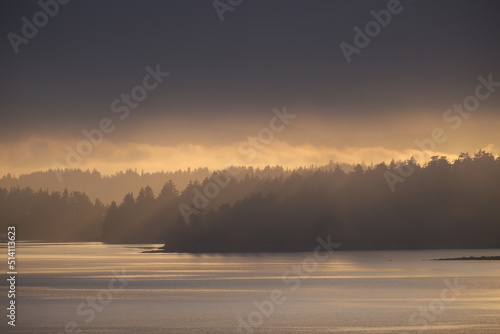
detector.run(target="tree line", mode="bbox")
[0,187,105,241]
[0,162,356,204]
[2,151,500,250]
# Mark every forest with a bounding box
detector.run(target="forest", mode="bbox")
[1,151,499,250]
[0,162,356,204]
[0,187,105,241]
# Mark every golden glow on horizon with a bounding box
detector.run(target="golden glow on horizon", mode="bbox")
[1,111,499,176]
[0,138,472,176]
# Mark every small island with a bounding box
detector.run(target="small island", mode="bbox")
[433,256,500,261]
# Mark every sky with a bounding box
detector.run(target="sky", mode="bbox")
[1,0,500,176]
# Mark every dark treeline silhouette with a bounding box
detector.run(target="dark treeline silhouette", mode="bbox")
[103,181,179,243]
[101,151,500,251]
[0,168,211,205]
[100,163,360,244]
[0,187,105,241]
[0,162,356,204]
[3,152,500,250]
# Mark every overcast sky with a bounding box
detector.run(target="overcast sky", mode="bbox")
[1,0,500,175]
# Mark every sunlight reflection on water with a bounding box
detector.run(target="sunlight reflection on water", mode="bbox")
[3,243,500,333]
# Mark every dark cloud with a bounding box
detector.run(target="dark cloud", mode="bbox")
[0,0,499,174]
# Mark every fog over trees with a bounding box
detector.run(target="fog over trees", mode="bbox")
[0,168,212,204]
[1,151,500,250]
[0,187,105,241]
[0,162,356,204]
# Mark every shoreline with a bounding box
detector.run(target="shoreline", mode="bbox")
[433,256,500,261]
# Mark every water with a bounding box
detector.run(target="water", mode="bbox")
[2,243,500,333]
